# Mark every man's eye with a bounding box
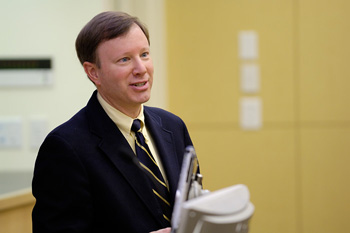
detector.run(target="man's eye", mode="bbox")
[119,57,129,63]
[141,52,149,58]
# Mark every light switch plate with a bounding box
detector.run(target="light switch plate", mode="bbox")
[239,97,262,130]
[0,117,22,148]
[238,31,259,60]
[240,63,260,93]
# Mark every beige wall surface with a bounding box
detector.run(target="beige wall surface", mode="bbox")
[166,0,350,233]
[0,0,166,172]
[0,0,112,171]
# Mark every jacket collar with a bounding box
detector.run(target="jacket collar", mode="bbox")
[144,108,180,204]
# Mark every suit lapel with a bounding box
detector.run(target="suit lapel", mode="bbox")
[85,92,165,226]
[144,107,180,205]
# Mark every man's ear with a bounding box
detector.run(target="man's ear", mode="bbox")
[83,61,100,85]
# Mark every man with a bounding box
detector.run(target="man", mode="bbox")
[32,11,194,233]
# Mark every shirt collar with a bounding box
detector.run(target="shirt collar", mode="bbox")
[97,92,145,133]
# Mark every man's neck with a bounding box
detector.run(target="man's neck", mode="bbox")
[97,92,142,119]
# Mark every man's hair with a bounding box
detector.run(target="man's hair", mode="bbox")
[75,11,150,67]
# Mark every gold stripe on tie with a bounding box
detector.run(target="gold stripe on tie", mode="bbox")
[135,139,157,165]
[163,214,170,222]
[153,189,171,206]
[140,163,168,188]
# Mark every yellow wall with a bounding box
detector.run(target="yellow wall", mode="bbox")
[166,0,350,233]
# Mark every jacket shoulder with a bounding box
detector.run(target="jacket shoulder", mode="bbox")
[144,106,183,121]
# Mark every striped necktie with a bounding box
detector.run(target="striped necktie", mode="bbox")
[131,119,171,223]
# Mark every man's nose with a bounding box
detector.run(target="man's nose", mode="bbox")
[132,58,147,76]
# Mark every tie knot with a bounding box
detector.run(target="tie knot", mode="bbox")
[131,119,141,133]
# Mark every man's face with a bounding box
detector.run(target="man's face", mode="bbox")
[90,24,153,117]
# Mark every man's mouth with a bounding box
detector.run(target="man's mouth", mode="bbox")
[133,82,146,87]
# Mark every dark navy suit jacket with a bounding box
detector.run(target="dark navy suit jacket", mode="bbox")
[32,91,193,233]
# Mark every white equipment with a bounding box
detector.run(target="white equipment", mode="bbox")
[171,146,254,233]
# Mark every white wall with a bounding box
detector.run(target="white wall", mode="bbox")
[0,0,167,171]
